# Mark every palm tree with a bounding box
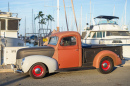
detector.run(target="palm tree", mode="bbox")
[46,14,54,29]
[35,11,44,29]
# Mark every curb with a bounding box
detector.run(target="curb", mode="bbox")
[0,69,13,73]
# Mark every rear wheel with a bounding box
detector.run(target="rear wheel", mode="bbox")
[97,57,114,74]
[29,63,46,79]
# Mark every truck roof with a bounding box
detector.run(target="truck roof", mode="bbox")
[51,31,80,37]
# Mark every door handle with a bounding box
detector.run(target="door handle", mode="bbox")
[76,49,79,51]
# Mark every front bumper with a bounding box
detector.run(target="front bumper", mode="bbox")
[11,64,23,73]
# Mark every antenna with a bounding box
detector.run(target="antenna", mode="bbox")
[8,2,10,12]
[113,5,115,16]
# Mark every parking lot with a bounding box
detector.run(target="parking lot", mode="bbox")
[0,64,130,86]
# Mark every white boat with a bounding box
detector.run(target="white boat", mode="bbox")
[81,15,130,59]
[0,11,26,65]
[0,11,24,47]
[82,15,130,45]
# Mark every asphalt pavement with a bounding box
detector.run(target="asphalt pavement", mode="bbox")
[0,64,130,86]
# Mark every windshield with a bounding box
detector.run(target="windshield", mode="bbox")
[48,36,58,45]
[95,19,118,25]
[107,31,130,36]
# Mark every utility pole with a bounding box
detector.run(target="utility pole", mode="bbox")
[71,0,78,31]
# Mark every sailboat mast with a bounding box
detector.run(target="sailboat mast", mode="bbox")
[25,16,26,45]
[8,2,10,12]
[71,0,78,31]
[57,0,59,31]
[125,0,127,25]
[0,21,1,37]
[63,0,69,31]
[90,0,91,26]
[32,9,34,33]
[81,5,82,33]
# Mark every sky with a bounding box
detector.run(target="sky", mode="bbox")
[0,0,130,36]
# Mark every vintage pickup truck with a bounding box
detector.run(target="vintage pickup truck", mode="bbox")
[11,31,122,79]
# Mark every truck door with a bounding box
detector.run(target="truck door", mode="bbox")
[58,36,79,69]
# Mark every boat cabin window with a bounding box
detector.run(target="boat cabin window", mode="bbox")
[88,31,105,38]
[0,19,19,30]
[8,20,18,30]
[97,32,102,38]
[95,19,118,25]
[0,19,5,30]
[92,32,96,38]
[60,36,76,46]
[106,31,130,36]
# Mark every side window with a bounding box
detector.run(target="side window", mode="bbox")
[103,32,105,37]
[88,33,91,37]
[92,32,96,38]
[60,36,76,46]
[97,32,102,38]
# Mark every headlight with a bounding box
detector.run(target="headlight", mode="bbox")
[21,58,25,65]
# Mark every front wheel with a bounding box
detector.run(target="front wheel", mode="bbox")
[29,63,46,79]
[97,57,114,74]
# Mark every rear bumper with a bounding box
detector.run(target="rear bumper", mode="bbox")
[11,64,23,73]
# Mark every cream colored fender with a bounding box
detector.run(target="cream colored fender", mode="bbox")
[21,55,58,73]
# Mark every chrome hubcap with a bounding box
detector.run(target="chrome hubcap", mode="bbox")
[102,63,108,68]
[35,68,41,74]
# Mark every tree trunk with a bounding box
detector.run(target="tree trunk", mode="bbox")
[39,18,40,30]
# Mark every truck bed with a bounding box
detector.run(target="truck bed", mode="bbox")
[82,44,123,67]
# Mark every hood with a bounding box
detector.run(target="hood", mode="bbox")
[16,46,55,59]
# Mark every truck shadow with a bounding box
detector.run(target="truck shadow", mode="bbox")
[45,67,96,77]
[121,57,130,65]
[0,74,29,86]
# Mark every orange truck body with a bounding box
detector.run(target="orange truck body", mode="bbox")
[48,31,122,69]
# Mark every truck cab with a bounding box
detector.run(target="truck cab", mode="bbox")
[48,31,82,69]
[12,31,122,79]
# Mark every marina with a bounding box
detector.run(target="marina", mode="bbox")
[0,0,130,84]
